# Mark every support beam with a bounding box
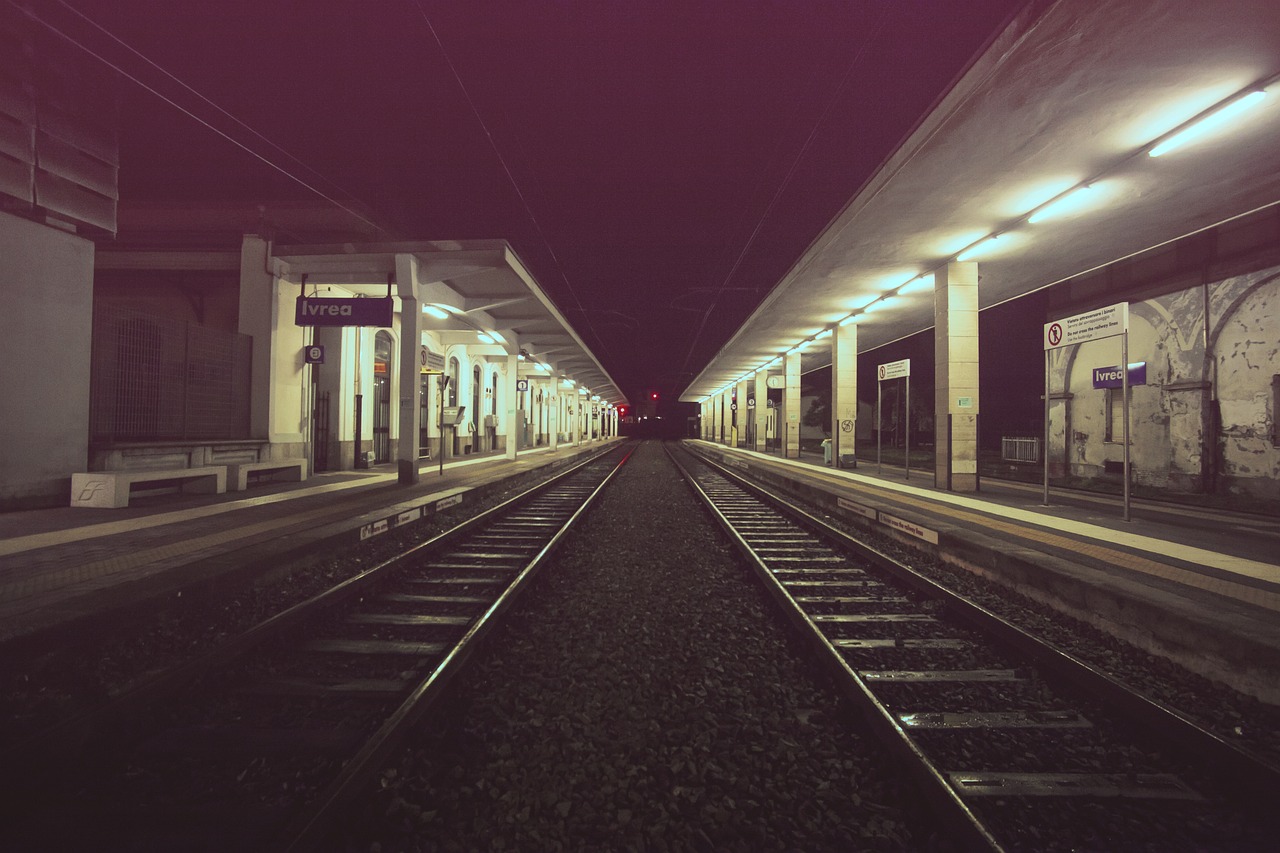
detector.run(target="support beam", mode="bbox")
[735,378,750,447]
[784,351,801,458]
[504,353,519,459]
[832,323,857,467]
[395,254,421,484]
[934,261,980,491]
[754,372,768,452]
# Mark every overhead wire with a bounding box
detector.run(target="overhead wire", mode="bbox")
[47,0,380,231]
[8,0,388,237]
[406,0,612,361]
[676,6,890,381]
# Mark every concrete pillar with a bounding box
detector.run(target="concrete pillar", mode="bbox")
[702,400,710,439]
[832,323,857,467]
[549,382,560,451]
[504,353,519,459]
[754,371,768,452]
[735,379,750,446]
[239,235,277,439]
[394,254,421,484]
[934,261,980,491]
[784,351,801,458]
[573,391,583,446]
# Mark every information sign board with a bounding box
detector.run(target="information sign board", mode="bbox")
[295,296,393,327]
[1092,362,1146,389]
[877,359,910,381]
[1044,302,1128,349]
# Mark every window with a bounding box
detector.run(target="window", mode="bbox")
[447,357,459,406]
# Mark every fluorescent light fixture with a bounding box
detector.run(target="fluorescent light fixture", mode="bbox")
[486,330,505,345]
[815,329,832,340]
[1149,90,1267,157]
[538,362,551,372]
[476,332,494,344]
[839,314,859,327]
[899,275,934,295]
[1027,185,1098,223]
[422,304,449,319]
[863,296,898,313]
[957,234,1001,262]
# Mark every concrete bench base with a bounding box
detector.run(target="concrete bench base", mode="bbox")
[227,459,308,491]
[71,466,227,508]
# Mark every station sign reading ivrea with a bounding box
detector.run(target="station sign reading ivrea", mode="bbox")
[1093,362,1147,389]
[1044,302,1128,349]
[877,358,910,381]
[295,296,393,327]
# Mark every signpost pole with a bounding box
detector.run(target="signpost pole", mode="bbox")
[1043,349,1051,506]
[1122,332,1131,522]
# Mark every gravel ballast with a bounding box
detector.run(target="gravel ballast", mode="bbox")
[337,441,938,852]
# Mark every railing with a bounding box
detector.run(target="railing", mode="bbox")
[1001,436,1040,463]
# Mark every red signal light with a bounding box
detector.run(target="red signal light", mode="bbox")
[650,392,658,400]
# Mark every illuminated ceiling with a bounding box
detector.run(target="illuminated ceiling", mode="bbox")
[682,0,1280,401]
[272,240,627,406]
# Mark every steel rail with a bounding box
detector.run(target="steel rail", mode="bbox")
[665,443,1005,852]
[682,443,1280,807]
[279,444,635,851]
[0,444,625,794]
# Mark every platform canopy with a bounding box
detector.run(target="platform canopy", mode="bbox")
[681,0,1280,401]
[274,239,626,406]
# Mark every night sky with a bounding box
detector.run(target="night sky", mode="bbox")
[50,0,1026,404]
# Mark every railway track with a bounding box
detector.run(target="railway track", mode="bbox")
[3,444,632,852]
[669,443,1279,851]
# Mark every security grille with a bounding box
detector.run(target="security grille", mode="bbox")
[89,304,252,442]
[1001,436,1040,463]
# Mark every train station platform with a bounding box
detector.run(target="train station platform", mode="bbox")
[687,439,1280,704]
[0,440,622,652]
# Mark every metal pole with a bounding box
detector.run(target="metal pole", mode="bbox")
[1043,349,1051,506]
[1122,332,1131,522]
[904,376,911,481]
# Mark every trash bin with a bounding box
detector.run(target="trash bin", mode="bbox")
[821,438,832,465]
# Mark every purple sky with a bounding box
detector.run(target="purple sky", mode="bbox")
[60,0,1025,404]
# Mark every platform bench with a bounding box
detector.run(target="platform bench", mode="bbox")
[71,466,227,508]
[227,459,308,491]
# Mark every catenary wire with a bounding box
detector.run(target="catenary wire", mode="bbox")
[676,7,889,382]
[51,0,376,223]
[407,0,612,362]
[8,0,389,237]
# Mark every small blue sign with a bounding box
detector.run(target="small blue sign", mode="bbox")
[1093,362,1146,389]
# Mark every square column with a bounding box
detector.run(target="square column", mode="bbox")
[735,379,750,446]
[574,391,583,445]
[832,323,857,467]
[504,353,519,459]
[239,235,277,439]
[549,382,560,451]
[784,351,801,458]
[934,261,980,491]
[395,254,421,484]
[754,371,768,452]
